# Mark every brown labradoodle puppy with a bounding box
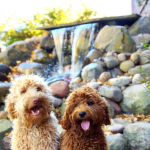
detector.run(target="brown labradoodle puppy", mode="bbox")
[5,75,59,150]
[60,86,111,150]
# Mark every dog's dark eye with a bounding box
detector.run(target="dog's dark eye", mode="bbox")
[75,104,78,107]
[37,87,42,92]
[87,101,94,106]
[21,90,26,94]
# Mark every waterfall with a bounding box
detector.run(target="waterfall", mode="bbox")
[71,23,97,74]
[51,28,66,74]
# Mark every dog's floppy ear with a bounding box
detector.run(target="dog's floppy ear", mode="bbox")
[103,105,111,125]
[5,95,17,121]
[61,109,71,130]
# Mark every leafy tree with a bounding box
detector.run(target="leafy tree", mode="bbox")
[1,6,97,46]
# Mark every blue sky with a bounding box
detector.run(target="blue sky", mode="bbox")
[0,0,132,26]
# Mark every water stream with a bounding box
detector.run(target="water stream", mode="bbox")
[51,23,97,75]
[71,23,97,74]
[51,28,66,74]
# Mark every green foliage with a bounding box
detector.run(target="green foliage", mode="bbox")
[1,6,97,46]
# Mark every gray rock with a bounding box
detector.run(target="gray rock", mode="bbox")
[32,49,51,63]
[85,49,103,62]
[109,68,123,78]
[120,83,150,115]
[113,118,131,127]
[132,33,150,44]
[130,53,139,65]
[0,64,12,75]
[50,96,63,108]
[117,53,126,62]
[86,82,100,90]
[128,63,150,76]
[120,60,135,72]
[98,85,122,102]
[107,76,131,87]
[40,36,55,52]
[0,51,11,66]
[107,134,130,150]
[105,100,115,118]
[139,50,150,65]
[108,124,125,134]
[17,62,46,75]
[132,73,142,84]
[0,41,34,65]
[104,56,120,69]
[93,58,106,67]
[0,119,12,149]
[124,122,150,150]
[81,63,103,81]
[94,25,136,53]
[129,15,150,35]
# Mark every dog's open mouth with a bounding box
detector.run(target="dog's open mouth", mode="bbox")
[30,105,43,116]
[81,119,93,131]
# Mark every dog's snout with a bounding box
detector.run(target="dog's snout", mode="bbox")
[33,98,39,104]
[79,112,86,118]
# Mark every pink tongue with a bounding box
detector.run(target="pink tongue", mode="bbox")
[32,110,40,116]
[81,121,90,130]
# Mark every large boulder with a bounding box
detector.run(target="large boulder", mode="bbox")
[98,85,122,102]
[81,63,103,81]
[139,50,150,65]
[94,25,136,53]
[124,122,150,150]
[0,119,12,149]
[32,49,51,63]
[0,41,34,66]
[17,62,46,75]
[40,36,55,53]
[128,64,150,76]
[129,15,150,35]
[120,84,150,115]
[107,134,130,150]
[132,34,150,45]
[107,76,131,87]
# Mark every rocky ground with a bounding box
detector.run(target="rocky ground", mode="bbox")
[1,15,150,150]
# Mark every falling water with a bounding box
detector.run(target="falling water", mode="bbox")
[71,23,97,74]
[51,28,66,74]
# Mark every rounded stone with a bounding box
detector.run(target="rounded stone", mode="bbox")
[118,53,126,62]
[104,56,120,69]
[81,63,103,81]
[130,53,139,64]
[132,73,142,84]
[120,60,135,72]
[107,134,130,150]
[50,81,69,98]
[108,124,125,134]
[99,72,111,83]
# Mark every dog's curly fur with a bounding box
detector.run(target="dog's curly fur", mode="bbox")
[60,86,111,150]
[5,75,59,150]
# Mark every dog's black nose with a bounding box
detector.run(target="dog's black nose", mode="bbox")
[79,112,86,118]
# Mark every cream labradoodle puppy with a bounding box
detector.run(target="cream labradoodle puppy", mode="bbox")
[5,75,59,150]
